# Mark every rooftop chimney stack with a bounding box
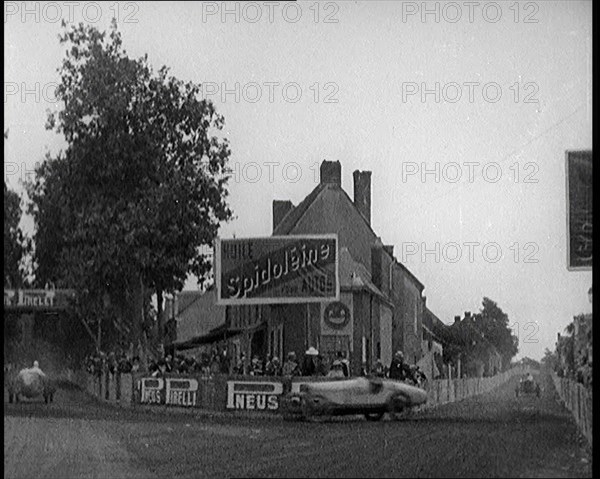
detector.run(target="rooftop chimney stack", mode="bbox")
[353,170,372,225]
[320,160,342,186]
[272,200,294,232]
[454,315,461,323]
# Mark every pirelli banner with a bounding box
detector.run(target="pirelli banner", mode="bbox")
[138,377,199,407]
[215,234,339,305]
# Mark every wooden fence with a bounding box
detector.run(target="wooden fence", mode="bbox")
[551,373,593,446]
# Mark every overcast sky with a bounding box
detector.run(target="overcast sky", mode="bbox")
[4,1,592,360]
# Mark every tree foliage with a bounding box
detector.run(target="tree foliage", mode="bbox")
[4,130,28,288]
[26,20,233,350]
[473,297,519,368]
[443,297,519,372]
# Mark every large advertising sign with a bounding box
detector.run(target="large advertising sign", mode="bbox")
[215,235,339,305]
[226,381,283,411]
[3,289,76,311]
[566,150,592,270]
[139,377,199,407]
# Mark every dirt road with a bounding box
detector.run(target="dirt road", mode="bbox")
[4,370,592,478]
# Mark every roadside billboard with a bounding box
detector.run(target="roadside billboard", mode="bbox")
[215,234,339,305]
[565,150,592,270]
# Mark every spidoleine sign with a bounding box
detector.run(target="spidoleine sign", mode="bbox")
[215,234,339,305]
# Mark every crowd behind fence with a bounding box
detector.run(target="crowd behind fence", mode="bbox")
[73,356,527,413]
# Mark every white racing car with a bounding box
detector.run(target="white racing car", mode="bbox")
[7,362,56,404]
[282,376,428,421]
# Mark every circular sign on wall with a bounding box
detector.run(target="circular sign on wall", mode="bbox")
[323,301,351,330]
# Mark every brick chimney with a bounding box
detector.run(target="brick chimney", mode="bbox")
[273,200,294,232]
[320,160,342,186]
[464,311,471,320]
[353,170,372,225]
[454,315,461,323]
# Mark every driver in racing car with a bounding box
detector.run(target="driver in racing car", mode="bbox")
[30,360,46,377]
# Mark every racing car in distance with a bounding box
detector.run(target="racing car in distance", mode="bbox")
[515,372,541,398]
[7,361,56,404]
[281,376,428,421]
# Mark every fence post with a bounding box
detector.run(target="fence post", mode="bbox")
[104,372,110,400]
[116,371,121,401]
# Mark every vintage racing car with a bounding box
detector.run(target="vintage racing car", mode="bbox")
[7,362,56,404]
[515,373,541,398]
[282,376,428,421]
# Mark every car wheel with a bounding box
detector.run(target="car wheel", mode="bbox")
[387,393,408,420]
[365,412,385,421]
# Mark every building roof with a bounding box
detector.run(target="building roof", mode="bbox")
[338,247,391,305]
[174,289,227,346]
[272,165,424,291]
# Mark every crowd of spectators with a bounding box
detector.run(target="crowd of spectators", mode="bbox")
[83,346,426,384]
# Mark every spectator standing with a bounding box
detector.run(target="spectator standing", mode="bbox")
[301,347,319,376]
[336,352,350,377]
[265,356,282,376]
[372,359,385,378]
[250,355,263,376]
[388,351,412,381]
[282,352,300,377]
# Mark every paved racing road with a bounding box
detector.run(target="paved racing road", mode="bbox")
[4,370,592,478]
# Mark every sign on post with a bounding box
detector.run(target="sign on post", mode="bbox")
[566,150,592,270]
[215,235,339,305]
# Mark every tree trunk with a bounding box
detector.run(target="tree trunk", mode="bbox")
[129,272,146,370]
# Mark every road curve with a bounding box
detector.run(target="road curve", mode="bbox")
[4,369,592,478]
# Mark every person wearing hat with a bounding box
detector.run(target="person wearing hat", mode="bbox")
[301,347,319,376]
[388,350,412,381]
[282,351,300,376]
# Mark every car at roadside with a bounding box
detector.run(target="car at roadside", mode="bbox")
[281,376,428,421]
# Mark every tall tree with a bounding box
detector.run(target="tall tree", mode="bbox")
[473,297,519,369]
[27,20,233,356]
[4,130,28,288]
